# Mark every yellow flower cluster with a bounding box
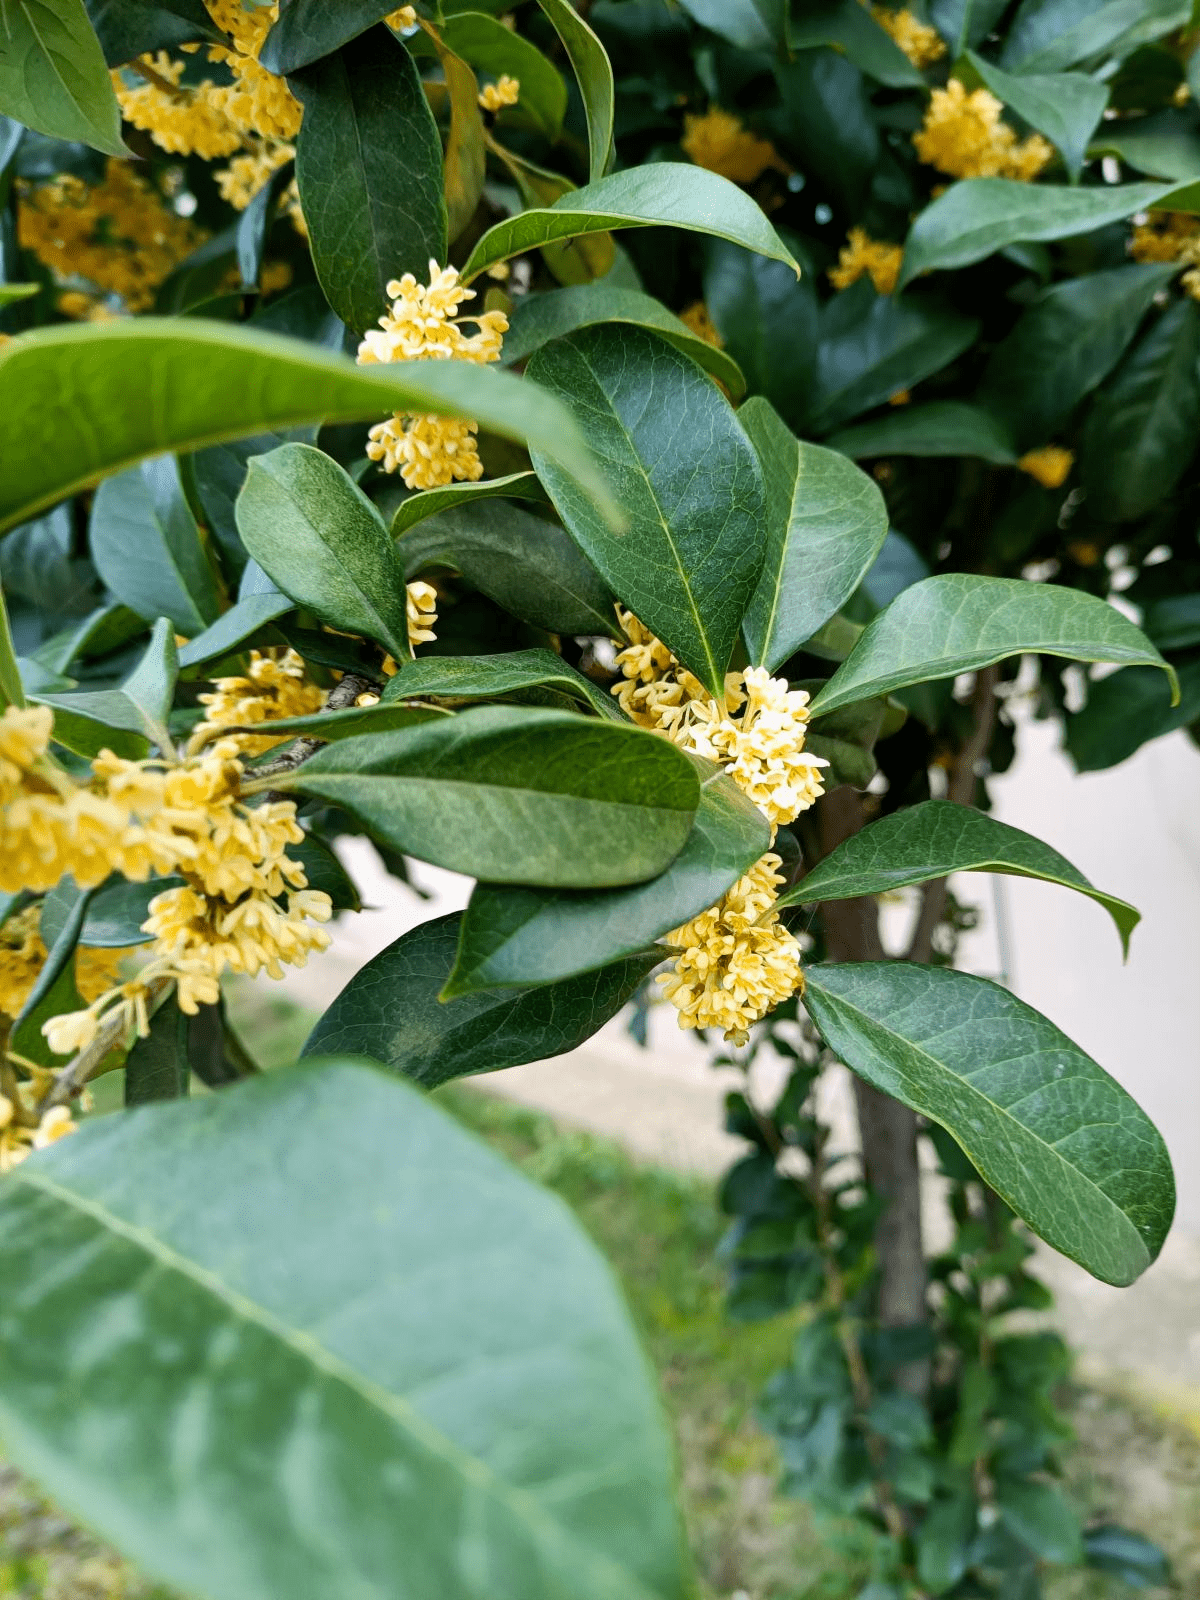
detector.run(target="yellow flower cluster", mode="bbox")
[1018,445,1074,489]
[17,160,205,312]
[407,580,440,647]
[659,853,804,1048]
[612,610,826,1043]
[914,80,1054,182]
[681,108,786,185]
[679,302,724,347]
[1130,212,1200,301]
[356,261,508,490]
[189,648,327,757]
[479,75,520,113]
[111,1,304,228]
[871,6,946,68]
[0,1079,75,1174]
[829,228,904,295]
[0,905,128,1019]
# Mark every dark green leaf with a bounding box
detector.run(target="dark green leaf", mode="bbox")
[9,885,88,1068]
[703,242,817,429]
[808,285,980,434]
[189,425,319,573]
[965,49,1107,179]
[1088,106,1200,179]
[460,164,800,283]
[1081,298,1200,522]
[996,1479,1084,1565]
[86,0,220,65]
[396,498,617,637]
[533,0,613,181]
[0,1059,689,1600]
[916,1493,977,1595]
[440,11,566,140]
[1,506,96,617]
[176,589,294,669]
[263,705,699,888]
[804,731,876,788]
[898,180,1178,287]
[802,962,1175,1285]
[234,155,293,291]
[503,282,746,396]
[226,702,443,742]
[1143,592,1200,650]
[789,0,923,89]
[448,772,770,991]
[527,325,765,695]
[435,35,486,245]
[288,832,360,912]
[260,0,404,74]
[1000,0,1189,74]
[121,617,177,751]
[780,798,1139,954]
[1083,1524,1172,1587]
[386,471,545,537]
[384,648,622,720]
[235,442,412,660]
[675,0,786,51]
[1065,657,1200,771]
[293,28,447,334]
[740,398,888,672]
[0,319,613,535]
[304,912,657,1082]
[52,876,177,948]
[979,262,1177,447]
[774,49,879,213]
[31,685,149,760]
[811,574,1176,717]
[89,454,221,635]
[828,400,1017,464]
[0,0,126,156]
[124,995,189,1104]
[930,0,1010,53]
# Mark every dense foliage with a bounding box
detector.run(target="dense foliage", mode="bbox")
[0,0,1192,1596]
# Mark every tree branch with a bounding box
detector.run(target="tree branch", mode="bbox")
[244,671,379,798]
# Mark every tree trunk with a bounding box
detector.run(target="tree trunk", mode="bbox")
[817,785,929,1390]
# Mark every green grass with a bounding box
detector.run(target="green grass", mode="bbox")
[3,1029,1199,1598]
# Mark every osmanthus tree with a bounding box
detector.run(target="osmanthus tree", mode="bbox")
[0,2,1185,1599]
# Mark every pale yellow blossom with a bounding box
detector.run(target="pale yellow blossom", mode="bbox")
[914,79,1053,182]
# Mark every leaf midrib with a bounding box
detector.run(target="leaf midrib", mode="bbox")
[808,978,1149,1270]
[11,1164,668,1600]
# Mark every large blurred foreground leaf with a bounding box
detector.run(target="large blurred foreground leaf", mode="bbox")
[0,1060,688,1600]
[803,964,1174,1286]
[0,320,613,534]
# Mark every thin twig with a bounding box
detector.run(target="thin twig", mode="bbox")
[241,671,379,797]
[38,976,174,1113]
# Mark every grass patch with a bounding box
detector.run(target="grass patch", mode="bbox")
[2,1023,1197,1598]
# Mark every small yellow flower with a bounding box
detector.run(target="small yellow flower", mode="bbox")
[1130,211,1200,302]
[871,6,946,68]
[829,228,904,295]
[1018,446,1074,489]
[681,107,785,185]
[407,581,439,648]
[914,79,1053,182]
[189,647,327,757]
[479,75,520,113]
[386,4,418,28]
[678,302,724,347]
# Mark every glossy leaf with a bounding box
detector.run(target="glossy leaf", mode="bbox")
[1089,109,1200,180]
[774,49,879,214]
[440,11,567,140]
[89,454,221,635]
[828,401,1017,464]
[396,498,617,637]
[123,996,189,1105]
[703,242,817,428]
[176,589,293,669]
[0,319,615,536]
[503,283,746,396]
[528,325,765,695]
[293,27,447,333]
[235,442,413,660]
[460,164,799,283]
[802,962,1175,1285]
[979,262,1177,447]
[533,0,613,180]
[1081,298,1200,522]
[675,0,786,51]
[448,771,769,992]
[120,617,177,751]
[387,471,545,536]
[259,0,404,74]
[780,799,1139,954]
[224,701,443,743]
[808,284,980,435]
[898,179,1179,287]
[740,399,888,673]
[811,574,1176,717]
[1000,0,1189,74]
[86,0,221,65]
[1065,658,1200,772]
[996,1479,1083,1566]
[964,49,1107,179]
[9,885,87,1067]
[0,1060,689,1600]
[788,0,923,89]
[45,875,176,948]
[287,832,360,912]
[489,143,617,286]
[0,0,126,156]
[384,649,621,720]
[304,912,657,1082]
[264,705,699,889]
